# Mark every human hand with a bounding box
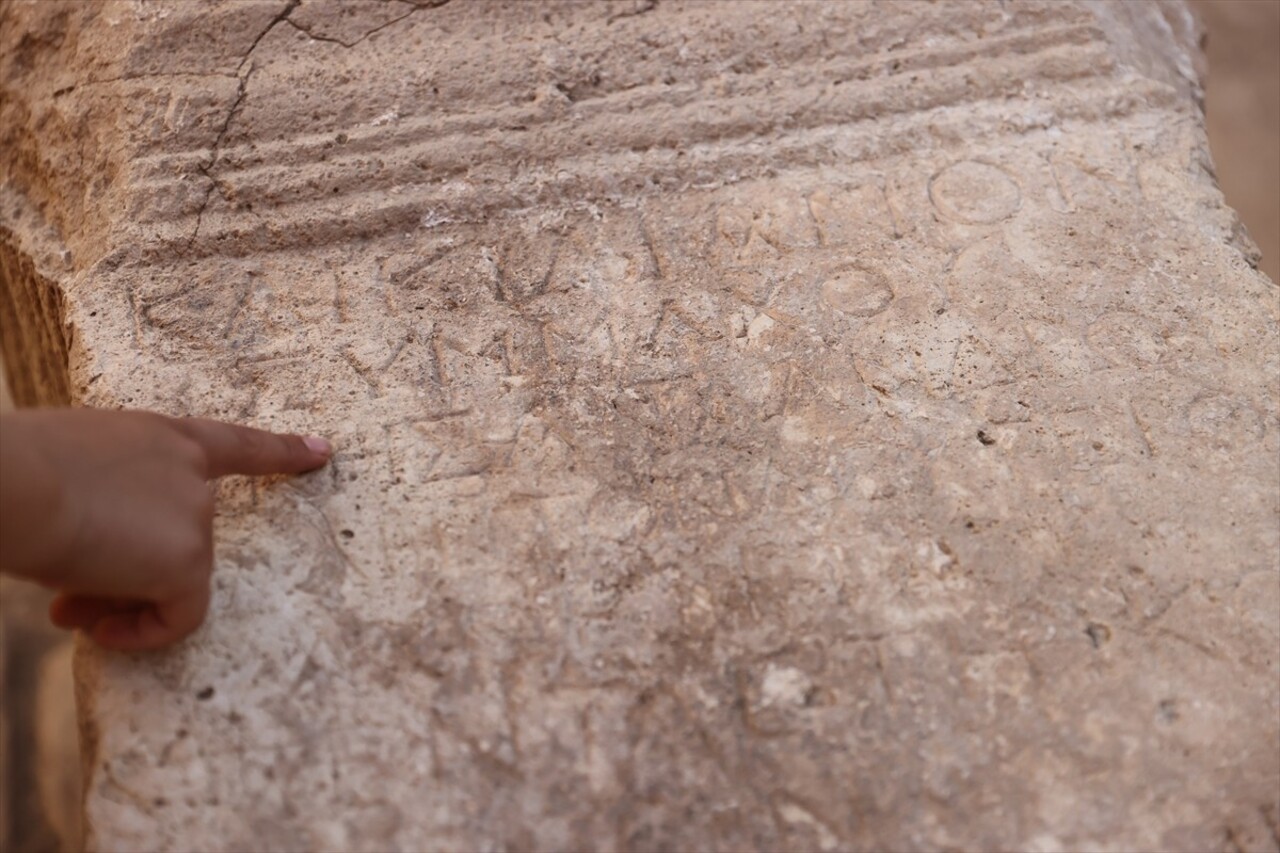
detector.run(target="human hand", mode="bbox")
[0,408,331,651]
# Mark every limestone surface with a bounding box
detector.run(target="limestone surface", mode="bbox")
[2,1,1278,851]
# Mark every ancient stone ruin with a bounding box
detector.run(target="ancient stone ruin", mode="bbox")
[2,1,1277,850]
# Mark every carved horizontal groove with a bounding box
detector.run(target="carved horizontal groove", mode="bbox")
[123,74,1179,264]
[123,33,1118,243]
[131,20,1105,183]
[0,228,71,406]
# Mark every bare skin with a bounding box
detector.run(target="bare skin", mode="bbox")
[0,408,331,651]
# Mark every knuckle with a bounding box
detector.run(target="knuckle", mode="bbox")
[191,479,215,511]
[174,436,209,471]
[179,528,214,572]
[195,489,216,523]
[176,478,215,522]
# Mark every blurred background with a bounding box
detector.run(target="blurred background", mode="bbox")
[1,2,1277,850]
[1194,0,1280,284]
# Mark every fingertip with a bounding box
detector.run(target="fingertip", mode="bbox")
[302,435,332,457]
[292,434,333,473]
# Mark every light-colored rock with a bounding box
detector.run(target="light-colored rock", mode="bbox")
[37,640,83,852]
[2,1,1278,850]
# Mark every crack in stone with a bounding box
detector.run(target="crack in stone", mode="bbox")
[236,0,300,75]
[187,0,300,252]
[188,76,247,251]
[284,0,445,50]
[54,71,239,97]
[186,0,450,250]
[607,0,658,25]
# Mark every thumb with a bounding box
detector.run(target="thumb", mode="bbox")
[90,586,212,651]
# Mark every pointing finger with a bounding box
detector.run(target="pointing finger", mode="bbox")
[170,417,332,478]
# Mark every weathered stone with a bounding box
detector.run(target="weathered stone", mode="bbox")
[2,1,1277,850]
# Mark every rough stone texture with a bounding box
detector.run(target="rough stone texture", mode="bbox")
[2,1,1278,850]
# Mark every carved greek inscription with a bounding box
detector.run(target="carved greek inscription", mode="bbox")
[820,266,893,318]
[493,230,559,304]
[807,183,899,246]
[1187,394,1267,450]
[928,160,1022,224]
[1047,136,1139,211]
[1086,311,1166,366]
[715,194,819,265]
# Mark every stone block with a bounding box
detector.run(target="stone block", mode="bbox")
[1,1,1277,850]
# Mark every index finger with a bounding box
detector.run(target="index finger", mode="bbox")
[170,417,332,478]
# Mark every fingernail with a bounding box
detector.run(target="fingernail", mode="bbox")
[303,435,332,456]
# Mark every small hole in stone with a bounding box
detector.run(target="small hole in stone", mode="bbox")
[196,686,215,701]
[976,429,996,446]
[340,529,355,539]
[1085,622,1111,648]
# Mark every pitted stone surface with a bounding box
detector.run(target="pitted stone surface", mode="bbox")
[2,1,1278,851]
